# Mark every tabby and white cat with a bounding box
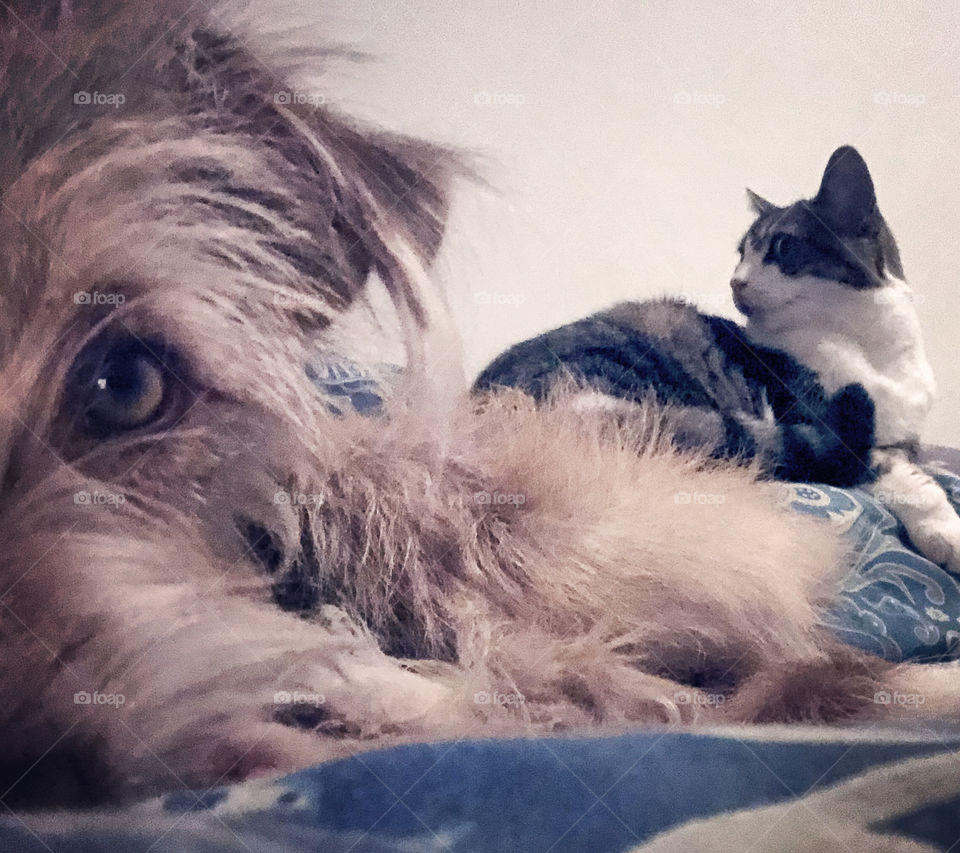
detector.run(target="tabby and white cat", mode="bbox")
[475,146,960,569]
[474,298,876,486]
[737,145,960,570]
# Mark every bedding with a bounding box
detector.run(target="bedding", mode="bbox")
[787,463,960,663]
[4,360,959,852]
[5,728,960,851]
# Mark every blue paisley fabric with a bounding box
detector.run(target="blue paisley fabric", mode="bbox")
[307,357,399,416]
[784,470,960,662]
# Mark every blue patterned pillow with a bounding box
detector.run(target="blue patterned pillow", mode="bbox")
[307,358,399,416]
[784,472,960,662]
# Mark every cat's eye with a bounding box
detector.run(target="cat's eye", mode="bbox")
[68,337,179,437]
[766,232,801,272]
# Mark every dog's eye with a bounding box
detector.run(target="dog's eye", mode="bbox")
[71,339,175,436]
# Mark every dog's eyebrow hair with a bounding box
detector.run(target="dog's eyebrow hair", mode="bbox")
[169,164,292,214]
[184,195,286,235]
[168,163,234,184]
[219,186,290,211]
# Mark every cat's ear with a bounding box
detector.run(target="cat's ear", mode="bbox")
[814,146,876,235]
[746,188,774,216]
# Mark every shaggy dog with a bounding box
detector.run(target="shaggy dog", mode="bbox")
[0,0,957,809]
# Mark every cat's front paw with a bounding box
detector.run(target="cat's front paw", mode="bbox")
[822,383,875,485]
[910,514,960,573]
[828,383,875,449]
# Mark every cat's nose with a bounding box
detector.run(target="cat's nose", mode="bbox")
[730,278,748,298]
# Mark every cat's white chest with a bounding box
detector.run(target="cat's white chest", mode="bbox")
[747,280,935,446]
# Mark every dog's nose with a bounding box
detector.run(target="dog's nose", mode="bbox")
[239,519,285,573]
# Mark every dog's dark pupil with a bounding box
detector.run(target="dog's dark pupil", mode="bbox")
[72,338,173,436]
[98,357,144,404]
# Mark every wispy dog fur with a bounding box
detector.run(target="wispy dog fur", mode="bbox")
[0,0,957,809]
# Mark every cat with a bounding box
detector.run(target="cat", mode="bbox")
[476,145,960,568]
[473,300,874,485]
[472,172,879,488]
[736,145,960,570]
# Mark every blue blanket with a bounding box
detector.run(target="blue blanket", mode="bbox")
[7,729,960,851]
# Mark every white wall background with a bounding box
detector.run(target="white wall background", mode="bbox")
[318,0,960,445]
